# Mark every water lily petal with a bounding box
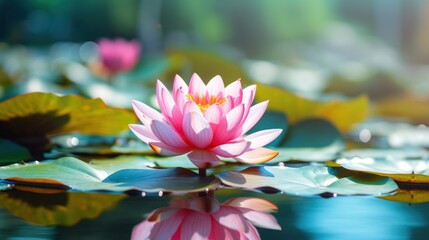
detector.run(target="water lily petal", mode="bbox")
[180,212,211,240]
[149,209,187,240]
[207,75,225,98]
[214,104,245,144]
[222,96,234,113]
[149,142,188,156]
[183,111,213,148]
[187,150,221,169]
[235,148,279,164]
[147,208,179,222]
[240,101,269,134]
[242,85,256,106]
[132,100,164,125]
[223,198,278,213]
[212,140,250,158]
[183,100,202,114]
[173,74,189,98]
[240,209,282,230]
[189,73,206,96]
[225,79,242,100]
[209,220,226,240]
[156,80,175,118]
[151,120,189,150]
[204,104,224,125]
[244,223,261,240]
[129,124,158,143]
[244,129,283,149]
[214,206,249,233]
[131,219,155,240]
[239,85,256,126]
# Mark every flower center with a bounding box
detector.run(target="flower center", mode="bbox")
[186,94,226,112]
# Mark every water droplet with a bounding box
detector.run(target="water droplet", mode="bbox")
[66,137,79,147]
[141,192,146,197]
[359,129,371,143]
[158,191,163,197]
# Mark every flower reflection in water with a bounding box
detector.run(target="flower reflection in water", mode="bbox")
[131,192,281,240]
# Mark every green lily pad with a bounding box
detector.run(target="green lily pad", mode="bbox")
[0,92,136,157]
[0,138,31,165]
[0,157,129,192]
[0,190,125,226]
[103,168,221,193]
[247,111,288,147]
[262,118,344,163]
[218,165,397,196]
[0,157,220,193]
[281,118,344,149]
[90,155,156,175]
[337,154,429,183]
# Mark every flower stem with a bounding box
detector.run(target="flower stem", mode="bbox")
[198,168,207,178]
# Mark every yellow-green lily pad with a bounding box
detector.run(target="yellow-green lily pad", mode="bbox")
[0,190,125,226]
[255,83,369,132]
[0,92,135,136]
[380,189,429,204]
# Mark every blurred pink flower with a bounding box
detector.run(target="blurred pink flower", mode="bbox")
[98,38,141,74]
[129,74,282,169]
[131,195,281,240]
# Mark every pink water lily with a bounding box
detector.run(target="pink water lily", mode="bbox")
[98,38,141,75]
[131,195,281,240]
[129,74,282,169]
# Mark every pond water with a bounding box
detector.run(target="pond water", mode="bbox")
[0,188,427,240]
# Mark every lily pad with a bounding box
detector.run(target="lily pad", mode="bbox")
[281,118,344,149]
[380,189,429,204]
[218,166,397,196]
[0,157,129,192]
[0,157,220,193]
[90,155,156,175]
[376,93,429,124]
[103,168,221,193]
[247,111,288,147]
[259,118,343,163]
[0,190,125,226]
[0,92,136,157]
[337,154,429,183]
[0,138,31,165]
[255,83,369,132]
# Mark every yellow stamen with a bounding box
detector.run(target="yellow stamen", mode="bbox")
[186,93,226,112]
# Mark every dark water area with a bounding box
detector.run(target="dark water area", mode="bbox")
[0,189,428,240]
